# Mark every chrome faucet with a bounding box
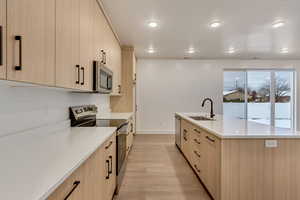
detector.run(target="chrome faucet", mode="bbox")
[201,98,215,119]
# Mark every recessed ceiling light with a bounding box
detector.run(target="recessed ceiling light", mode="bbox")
[186,48,195,54]
[280,47,289,54]
[272,20,285,28]
[147,48,155,54]
[226,47,236,54]
[148,21,158,28]
[210,21,222,28]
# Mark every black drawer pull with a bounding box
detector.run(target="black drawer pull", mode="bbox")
[118,85,121,94]
[194,164,201,173]
[105,141,113,149]
[105,160,110,179]
[193,128,201,134]
[194,138,201,144]
[0,26,3,65]
[109,155,113,174]
[194,150,201,158]
[206,136,215,143]
[101,50,106,64]
[183,129,187,141]
[64,181,80,200]
[76,65,80,84]
[15,36,22,71]
[80,67,84,85]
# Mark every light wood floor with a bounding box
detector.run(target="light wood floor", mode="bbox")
[114,134,211,200]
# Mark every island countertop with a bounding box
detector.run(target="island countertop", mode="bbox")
[176,112,300,139]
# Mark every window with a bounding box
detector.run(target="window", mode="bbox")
[223,70,295,129]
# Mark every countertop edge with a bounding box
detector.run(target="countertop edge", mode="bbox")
[175,113,300,139]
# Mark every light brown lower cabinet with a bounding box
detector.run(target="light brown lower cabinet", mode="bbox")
[181,119,220,200]
[47,133,116,200]
[180,119,300,200]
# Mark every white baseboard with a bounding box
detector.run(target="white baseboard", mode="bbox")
[136,130,175,134]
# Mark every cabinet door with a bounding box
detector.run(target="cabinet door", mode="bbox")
[0,0,6,79]
[7,0,55,86]
[79,0,93,91]
[92,0,105,61]
[203,133,220,200]
[108,146,116,199]
[111,40,122,95]
[56,0,80,89]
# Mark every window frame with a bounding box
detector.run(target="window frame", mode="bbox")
[223,69,296,129]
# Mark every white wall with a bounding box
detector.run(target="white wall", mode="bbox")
[0,82,110,137]
[136,59,300,134]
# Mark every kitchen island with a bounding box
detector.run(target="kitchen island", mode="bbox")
[175,113,300,200]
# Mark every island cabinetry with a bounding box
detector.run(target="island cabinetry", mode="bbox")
[220,139,300,200]
[47,133,116,200]
[180,119,221,200]
[178,115,300,200]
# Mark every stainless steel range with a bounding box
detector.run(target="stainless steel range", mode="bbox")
[69,105,129,194]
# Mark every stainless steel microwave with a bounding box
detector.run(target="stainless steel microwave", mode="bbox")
[93,60,113,93]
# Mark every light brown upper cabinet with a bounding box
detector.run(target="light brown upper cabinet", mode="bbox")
[0,0,6,80]
[56,0,93,91]
[92,1,122,95]
[79,0,94,91]
[92,1,107,61]
[6,0,56,86]
[111,38,122,95]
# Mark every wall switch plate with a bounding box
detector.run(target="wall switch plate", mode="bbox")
[265,140,278,148]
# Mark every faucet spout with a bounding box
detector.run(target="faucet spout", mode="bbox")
[201,98,215,118]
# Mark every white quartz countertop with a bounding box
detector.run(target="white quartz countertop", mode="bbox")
[97,112,133,120]
[0,123,117,200]
[176,112,300,139]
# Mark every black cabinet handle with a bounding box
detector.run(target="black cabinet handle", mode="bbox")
[105,160,110,179]
[101,50,106,64]
[15,36,22,71]
[206,136,215,143]
[194,138,201,145]
[193,128,201,134]
[76,65,80,84]
[118,85,121,94]
[80,67,84,85]
[131,123,133,132]
[0,26,3,66]
[194,164,201,173]
[64,181,80,200]
[109,155,113,174]
[183,129,187,141]
[194,150,201,158]
[105,141,113,149]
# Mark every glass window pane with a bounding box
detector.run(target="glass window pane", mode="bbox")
[223,71,246,119]
[247,71,271,125]
[275,71,293,129]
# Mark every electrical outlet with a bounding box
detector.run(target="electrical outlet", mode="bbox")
[265,140,278,148]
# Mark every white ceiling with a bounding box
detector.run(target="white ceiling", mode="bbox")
[101,0,300,59]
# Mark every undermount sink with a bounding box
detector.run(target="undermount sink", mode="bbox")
[189,116,215,121]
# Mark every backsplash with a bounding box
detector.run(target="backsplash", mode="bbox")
[0,83,110,137]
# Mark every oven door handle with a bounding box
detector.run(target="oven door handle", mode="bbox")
[116,122,129,132]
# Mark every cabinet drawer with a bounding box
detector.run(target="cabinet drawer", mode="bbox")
[47,164,84,200]
[103,133,116,153]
